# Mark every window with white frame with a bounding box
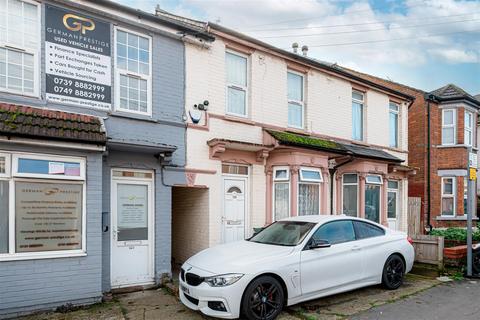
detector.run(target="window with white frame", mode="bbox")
[115,28,151,115]
[0,152,86,259]
[298,168,322,215]
[342,174,358,217]
[287,71,304,129]
[465,111,473,146]
[389,102,399,148]
[441,177,455,216]
[442,109,456,145]
[273,167,289,221]
[226,51,248,117]
[0,0,39,95]
[352,90,364,141]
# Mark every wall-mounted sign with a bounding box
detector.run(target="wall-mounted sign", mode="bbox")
[15,182,83,253]
[45,5,111,109]
[469,152,478,169]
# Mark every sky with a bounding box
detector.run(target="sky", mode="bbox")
[114,0,480,95]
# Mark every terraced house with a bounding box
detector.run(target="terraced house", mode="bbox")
[159,12,417,267]
[0,0,213,317]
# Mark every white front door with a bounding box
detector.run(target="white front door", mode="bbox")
[223,178,246,243]
[387,189,399,230]
[111,170,154,288]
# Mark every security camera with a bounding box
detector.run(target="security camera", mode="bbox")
[203,100,209,106]
[198,101,209,111]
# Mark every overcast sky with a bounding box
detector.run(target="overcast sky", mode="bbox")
[114,0,480,95]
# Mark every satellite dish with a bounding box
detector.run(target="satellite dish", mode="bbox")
[189,109,203,124]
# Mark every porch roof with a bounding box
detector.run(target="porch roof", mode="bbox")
[266,130,403,163]
[0,103,106,145]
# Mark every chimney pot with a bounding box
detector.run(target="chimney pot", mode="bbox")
[155,4,161,16]
[292,42,299,54]
[302,45,308,56]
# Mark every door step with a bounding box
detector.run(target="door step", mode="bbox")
[111,284,158,294]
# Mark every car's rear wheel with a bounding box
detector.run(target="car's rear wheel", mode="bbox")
[241,275,284,320]
[382,254,405,290]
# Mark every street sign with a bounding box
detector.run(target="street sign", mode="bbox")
[469,152,478,168]
[470,168,477,181]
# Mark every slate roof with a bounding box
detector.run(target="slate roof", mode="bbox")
[475,94,480,102]
[429,84,480,106]
[267,130,402,163]
[0,103,106,145]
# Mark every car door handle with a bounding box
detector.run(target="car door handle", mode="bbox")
[351,246,362,251]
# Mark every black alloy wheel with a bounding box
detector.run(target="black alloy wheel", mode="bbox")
[382,254,405,290]
[241,276,284,320]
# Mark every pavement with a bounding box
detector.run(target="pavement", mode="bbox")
[349,280,480,320]
[19,274,444,320]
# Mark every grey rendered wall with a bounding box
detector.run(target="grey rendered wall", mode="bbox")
[0,144,103,318]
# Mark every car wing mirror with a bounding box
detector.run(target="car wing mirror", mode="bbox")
[310,239,331,249]
[249,227,265,239]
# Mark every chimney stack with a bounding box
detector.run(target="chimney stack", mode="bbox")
[302,45,308,56]
[155,4,162,16]
[292,42,299,54]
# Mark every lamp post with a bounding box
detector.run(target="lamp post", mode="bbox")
[466,147,477,277]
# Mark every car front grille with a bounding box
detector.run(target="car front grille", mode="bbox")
[185,272,204,286]
[180,268,185,282]
[184,293,199,306]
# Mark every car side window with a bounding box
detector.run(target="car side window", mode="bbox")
[353,221,385,240]
[312,220,355,245]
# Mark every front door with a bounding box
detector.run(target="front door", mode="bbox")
[223,178,246,243]
[111,170,154,288]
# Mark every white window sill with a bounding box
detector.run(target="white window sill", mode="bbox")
[0,251,87,262]
[436,144,478,151]
[436,216,478,221]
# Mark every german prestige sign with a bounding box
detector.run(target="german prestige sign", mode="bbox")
[15,182,83,253]
[45,5,111,109]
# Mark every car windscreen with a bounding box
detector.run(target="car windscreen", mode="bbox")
[249,221,316,246]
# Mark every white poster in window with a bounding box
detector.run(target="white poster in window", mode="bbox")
[117,184,148,229]
[48,162,65,174]
[15,182,83,253]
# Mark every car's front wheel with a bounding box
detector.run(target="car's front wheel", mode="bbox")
[382,254,405,290]
[241,275,284,320]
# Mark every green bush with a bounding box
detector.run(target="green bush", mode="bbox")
[430,227,480,242]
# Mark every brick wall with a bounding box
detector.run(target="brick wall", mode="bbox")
[172,187,210,265]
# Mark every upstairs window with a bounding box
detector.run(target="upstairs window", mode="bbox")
[226,51,248,117]
[115,28,151,115]
[298,168,322,216]
[465,111,473,146]
[352,90,364,141]
[0,0,39,96]
[442,109,456,145]
[287,71,304,129]
[389,102,399,148]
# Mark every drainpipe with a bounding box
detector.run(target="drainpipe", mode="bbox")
[329,156,354,214]
[425,94,436,233]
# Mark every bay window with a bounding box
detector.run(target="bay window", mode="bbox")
[352,90,364,141]
[441,177,455,216]
[115,28,152,115]
[465,111,473,146]
[0,152,86,260]
[389,102,399,148]
[298,168,322,215]
[342,174,358,217]
[0,0,39,95]
[365,174,382,223]
[287,71,304,129]
[226,51,248,117]
[441,109,456,145]
[273,167,289,221]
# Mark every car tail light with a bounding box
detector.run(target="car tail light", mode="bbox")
[407,236,414,245]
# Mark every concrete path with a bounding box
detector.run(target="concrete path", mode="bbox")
[349,280,480,320]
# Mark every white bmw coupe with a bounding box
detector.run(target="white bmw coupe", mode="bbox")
[179,215,414,320]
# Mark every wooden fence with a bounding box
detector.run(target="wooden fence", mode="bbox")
[407,197,421,236]
[411,235,444,268]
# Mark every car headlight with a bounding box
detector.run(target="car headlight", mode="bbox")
[204,273,244,287]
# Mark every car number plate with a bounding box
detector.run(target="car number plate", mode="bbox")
[180,284,190,295]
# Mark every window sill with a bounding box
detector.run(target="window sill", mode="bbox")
[223,114,255,125]
[0,251,87,262]
[286,127,308,135]
[110,111,156,123]
[435,216,479,221]
[436,144,477,151]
